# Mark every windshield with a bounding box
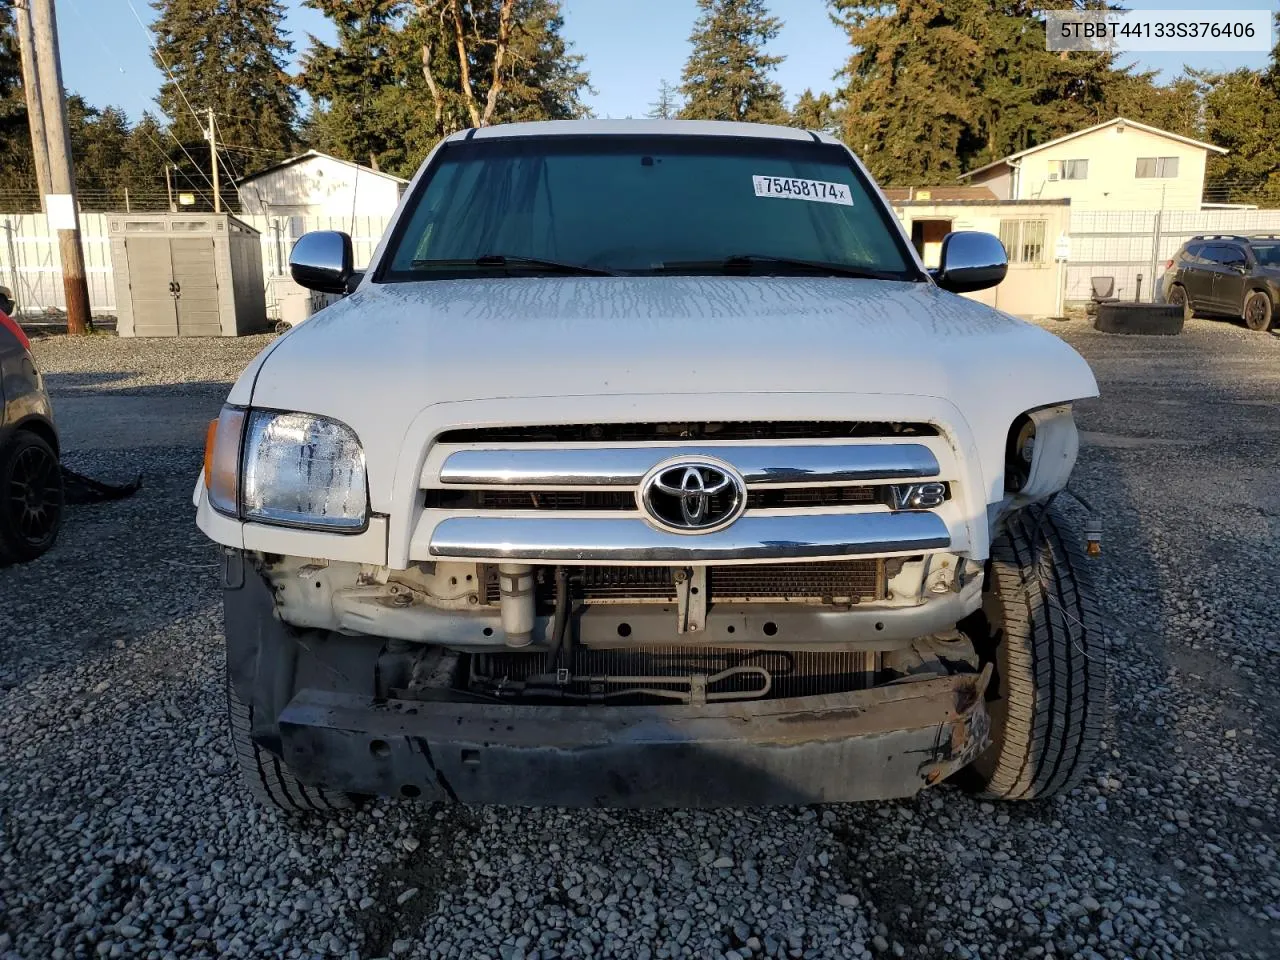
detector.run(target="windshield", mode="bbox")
[380,135,920,281]
[1252,242,1280,267]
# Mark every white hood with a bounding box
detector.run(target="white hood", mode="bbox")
[234,276,1097,511]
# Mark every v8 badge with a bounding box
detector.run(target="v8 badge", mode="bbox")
[889,482,948,510]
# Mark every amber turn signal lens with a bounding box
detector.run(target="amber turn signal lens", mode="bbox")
[203,418,218,490]
[205,406,246,517]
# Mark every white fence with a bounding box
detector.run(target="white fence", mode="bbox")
[0,213,393,321]
[5,207,1280,321]
[1067,209,1280,302]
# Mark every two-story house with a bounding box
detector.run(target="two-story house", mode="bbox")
[957,117,1227,211]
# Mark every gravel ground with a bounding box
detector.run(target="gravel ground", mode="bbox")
[2,319,1278,960]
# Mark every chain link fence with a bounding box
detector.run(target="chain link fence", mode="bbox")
[1067,208,1280,303]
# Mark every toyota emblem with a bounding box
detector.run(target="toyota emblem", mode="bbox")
[638,457,747,534]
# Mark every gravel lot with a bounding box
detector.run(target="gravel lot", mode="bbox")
[2,319,1278,960]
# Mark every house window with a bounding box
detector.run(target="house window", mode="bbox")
[998,219,1047,264]
[1136,157,1179,178]
[1049,159,1088,180]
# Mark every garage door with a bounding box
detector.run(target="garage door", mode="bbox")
[171,238,222,336]
[125,237,177,336]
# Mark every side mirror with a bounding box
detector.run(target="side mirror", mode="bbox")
[932,231,1008,294]
[289,231,354,294]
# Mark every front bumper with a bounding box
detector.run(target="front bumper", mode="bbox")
[225,550,991,808]
[278,673,990,807]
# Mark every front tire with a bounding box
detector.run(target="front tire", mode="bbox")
[1243,289,1273,332]
[226,674,358,815]
[959,504,1103,800]
[0,430,64,565]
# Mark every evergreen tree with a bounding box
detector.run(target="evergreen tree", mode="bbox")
[0,5,34,202]
[460,0,590,125]
[789,88,836,133]
[1196,67,1280,206]
[830,0,983,182]
[648,79,680,119]
[66,98,133,202]
[830,0,1213,184]
[300,0,419,173]
[1104,74,1201,140]
[302,0,589,177]
[1270,11,1280,88]
[122,113,176,209]
[150,0,300,199]
[679,0,788,123]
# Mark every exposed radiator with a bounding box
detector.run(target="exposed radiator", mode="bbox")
[469,645,879,701]
[483,560,886,606]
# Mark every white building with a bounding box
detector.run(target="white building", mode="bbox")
[236,150,408,218]
[958,118,1228,211]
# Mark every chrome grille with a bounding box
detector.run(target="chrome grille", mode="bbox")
[420,425,956,564]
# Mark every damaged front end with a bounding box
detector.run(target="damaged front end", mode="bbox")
[225,548,992,807]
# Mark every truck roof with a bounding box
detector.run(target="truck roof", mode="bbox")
[446,118,841,145]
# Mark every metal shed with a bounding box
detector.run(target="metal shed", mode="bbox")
[108,213,268,337]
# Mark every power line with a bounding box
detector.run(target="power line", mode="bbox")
[216,142,296,157]
[131,121,215,207]
[211,115,244,186]
[121,0,203,129]
[57,0,219,199]
[118,0,220,196]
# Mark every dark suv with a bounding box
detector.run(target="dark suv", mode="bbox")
[1159,234,1280,331]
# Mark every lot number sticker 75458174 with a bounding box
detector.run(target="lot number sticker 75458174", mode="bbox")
[752,175,853,206]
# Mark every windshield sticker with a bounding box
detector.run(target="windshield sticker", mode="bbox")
[752,175,853,206]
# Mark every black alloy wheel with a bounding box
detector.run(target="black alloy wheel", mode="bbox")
[0,431,64,564]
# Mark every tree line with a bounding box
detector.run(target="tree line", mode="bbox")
[0,0,1277,211]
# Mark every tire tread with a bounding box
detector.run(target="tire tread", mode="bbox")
[972,504,1104,801]
[225,675,354,815]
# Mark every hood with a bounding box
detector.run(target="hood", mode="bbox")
[247,276,1094,404]
[236,276,1097,509]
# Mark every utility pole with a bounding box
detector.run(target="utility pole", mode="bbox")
[14,2,53,211]
[28,0,91,335]
[208,108,221,214]
[165,165,175,212]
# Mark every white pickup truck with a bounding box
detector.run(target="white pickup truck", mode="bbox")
[195,119,1101,814]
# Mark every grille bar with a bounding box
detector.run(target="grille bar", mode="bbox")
[436,443,940,487]
[438,422,938,444]
[426,485,887,512]
[429,513,951,562]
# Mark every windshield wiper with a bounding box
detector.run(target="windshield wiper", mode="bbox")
[410,254,618,277]
[658,254,910,281]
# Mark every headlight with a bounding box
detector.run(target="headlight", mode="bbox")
[204,406,368,532]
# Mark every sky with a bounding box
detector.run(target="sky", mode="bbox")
[56,0,1278,125]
